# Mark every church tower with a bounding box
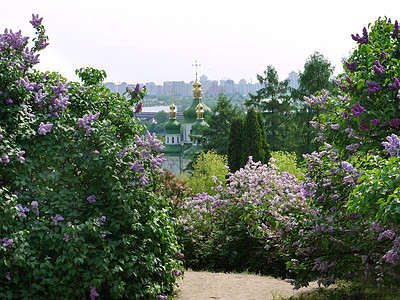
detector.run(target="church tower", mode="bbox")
[182,74,211,143]
[162,99,182,157]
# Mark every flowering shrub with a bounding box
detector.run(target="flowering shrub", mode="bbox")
[281,17,400,289]
[174,157,309,276]
[0,16,182,299]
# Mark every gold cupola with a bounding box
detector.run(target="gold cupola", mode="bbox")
[169,98,176,119]
[196,102,204,120]
[192,75,202,100]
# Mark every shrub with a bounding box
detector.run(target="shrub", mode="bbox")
[0,15,182,299]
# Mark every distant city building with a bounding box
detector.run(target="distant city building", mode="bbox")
[103,71,299,98]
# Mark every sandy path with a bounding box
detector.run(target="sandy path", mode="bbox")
[175,271,318,300]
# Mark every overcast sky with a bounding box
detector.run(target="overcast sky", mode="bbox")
[1,0,400,85]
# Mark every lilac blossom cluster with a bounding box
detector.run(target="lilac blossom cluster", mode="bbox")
[382,134,400,157]
[48,79,71,113]
[393,20,399,38]
[78,112,100,135]
[51,214,64,226]
[365,81,382,93]
[86,195,96,203]
[373,60,385,77]
[303,90,329,107]
[38,122,53,135]
[90,285,99,300]
[345,61,361,71]
[390,118,400,127]
[351,27,368,44]
[129,131,166,187]
[0,28,29,53]
[16,203,30,217]
[351,101,367,117]
[345,76,357,91]
[388,77,400,99]
[1,238,13,248]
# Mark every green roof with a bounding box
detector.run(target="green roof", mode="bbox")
[191,119,209,136]
[183,99,211,123]
[165,119,181,134]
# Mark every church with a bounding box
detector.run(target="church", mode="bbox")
[161,74,211,173]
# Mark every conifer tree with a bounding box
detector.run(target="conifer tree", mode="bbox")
[257,110,271,163]
[227,116,244,172]
[243,107,263,164]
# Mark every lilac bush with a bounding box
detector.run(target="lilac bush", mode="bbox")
[284,17,400,289]
[0,16,182,299]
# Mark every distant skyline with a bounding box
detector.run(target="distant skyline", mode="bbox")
[1,1,400,85]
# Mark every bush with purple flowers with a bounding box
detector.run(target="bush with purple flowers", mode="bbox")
[0,16,182,299]
[282,17,400,290]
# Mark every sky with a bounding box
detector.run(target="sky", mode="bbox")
[1,0,400,85]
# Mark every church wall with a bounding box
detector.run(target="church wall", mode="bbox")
[162,156,191,174]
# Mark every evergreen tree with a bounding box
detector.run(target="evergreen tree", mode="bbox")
[246,65,296,152]
[243,107,263,164]
[202,93,242,155]
[227,116,244,172]
[257,110,271,163]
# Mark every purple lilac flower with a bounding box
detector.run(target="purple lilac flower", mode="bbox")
[382,134,400,157]
[50,79,71,95]
[51,214,64,226]
[97,216,106,226]
[389,76,400,90]
[341,161,354,173]
[38,122,53,135]
[31,201,39,217]
[5,272,11,280]
[36,38,49,50]
[16,204,30,218]
[378,230,396,241]
[383,250,400,266]
[63,233,71,242]
[381,51,387,59]
[30,14,43,29]
[345,61,360,71]
[134,83,140,97]
[351,101,367,117]
[4,98,13,104]
[157,296,168,300]
[87,195,96,203]
[21,47,40,65]
[78,112,100,136]
[303,90,329,106]
[1,154,10,164]
[17,76,36,91]
[2,238,13,247]
[0,134,3,139]
[365,81,382,93]
[172,269,182,276]
[346,143,360,151]
[16,150,26,162]
[359,121,370,131]
[370,119,379,125]
[373,60,385,77]
[390,118,400,128]
[22,105,36,118]
[90,285,99,300]
[348,212,359,218]
[330,124,340,130]
[394,20,399,38]
[351,27,368,44]
[135,102,143,113]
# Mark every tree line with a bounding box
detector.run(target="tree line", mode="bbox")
[201,51,335,171]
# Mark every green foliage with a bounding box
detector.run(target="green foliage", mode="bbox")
[154,110,169,124]
[185,150,228,195]
[246,65,296,152]
[227,117,244,172]
[76,67,107,86]
[271,151,304,180]
[348,155,400,225]
[202,93,243,156]
[0,18,182,299]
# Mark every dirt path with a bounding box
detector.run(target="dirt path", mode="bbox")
[174,271,319,300]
